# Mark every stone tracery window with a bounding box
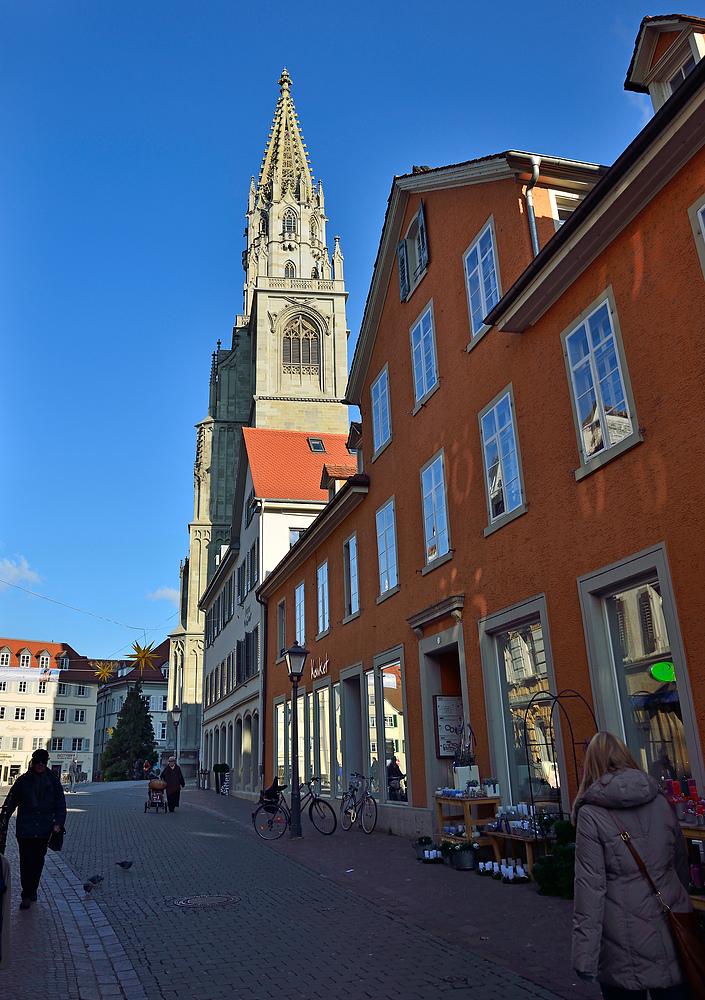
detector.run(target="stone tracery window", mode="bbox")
[282,315,320,376]
[310,218,317,239]
[284,261,296,278]
[282,209,297,234]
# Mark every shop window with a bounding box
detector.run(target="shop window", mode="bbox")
[275,702,286,784]
[316,687,331,795]
[366,671,378,795]
[333,683,343,797]
[381,662,407,803]
[577,544,702,794]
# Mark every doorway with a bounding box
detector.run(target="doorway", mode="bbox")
[341,671,364,787]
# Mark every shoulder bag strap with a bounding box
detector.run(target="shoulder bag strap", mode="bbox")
[607,809,670,912]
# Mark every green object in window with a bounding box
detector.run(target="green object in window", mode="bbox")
[650,661,675,682]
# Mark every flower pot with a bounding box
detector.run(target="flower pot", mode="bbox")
[453,848,476,870]
[453,765,479,790]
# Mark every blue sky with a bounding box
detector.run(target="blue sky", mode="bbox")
[1,1,664,658]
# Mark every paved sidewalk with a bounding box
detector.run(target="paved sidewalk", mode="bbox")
[0,783,597,1000]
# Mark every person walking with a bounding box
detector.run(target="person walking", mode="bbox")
[142,760,151,781]
[68,758,79,792]
[572,731,694,999]
[0,748,66,910]
[161,757,185,813]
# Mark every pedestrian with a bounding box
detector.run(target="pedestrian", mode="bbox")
[68,757,79,792]
[0,748,66,910]
[142,760,151,781]
[134,758,142,781]
[572,731,694,998]
[161,756,185,813]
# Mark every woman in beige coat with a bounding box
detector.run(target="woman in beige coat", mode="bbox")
[572,732,693,1000]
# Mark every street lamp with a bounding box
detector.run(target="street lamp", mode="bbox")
[284,641,309,839]
[171,705,182,763]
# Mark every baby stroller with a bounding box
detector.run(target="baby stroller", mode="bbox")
[145,778,168,814]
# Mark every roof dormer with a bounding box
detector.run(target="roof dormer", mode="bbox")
[625,14,705,112]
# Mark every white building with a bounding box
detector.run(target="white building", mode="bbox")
[93,638,170,775]
[0,638,98,785]
[200,427,355,795]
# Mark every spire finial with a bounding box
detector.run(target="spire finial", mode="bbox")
[279,68,292,93]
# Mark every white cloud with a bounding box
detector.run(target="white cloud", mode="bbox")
[0,556,42,590]
[147,587,180,607]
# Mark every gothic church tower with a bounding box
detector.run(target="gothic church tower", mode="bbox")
[168,71,349,778]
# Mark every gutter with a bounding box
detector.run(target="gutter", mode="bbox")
[525,155,541,257]
[484,55,705,330]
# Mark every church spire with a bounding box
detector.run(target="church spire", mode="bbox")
[256,69,313,205]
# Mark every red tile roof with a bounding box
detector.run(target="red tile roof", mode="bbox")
[320,463,358,489]
[243,428,351,502]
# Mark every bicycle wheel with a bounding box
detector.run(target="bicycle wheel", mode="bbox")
[361,794,377,834]
[253,803,288,840]
[309,798,337,835]
[339,793,354,831]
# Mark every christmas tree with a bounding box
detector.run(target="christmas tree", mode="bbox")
[101,680,158,781]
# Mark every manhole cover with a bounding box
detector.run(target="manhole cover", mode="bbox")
[174,893,240,908]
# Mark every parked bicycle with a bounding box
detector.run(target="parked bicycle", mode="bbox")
[339,771,377,834]
[252,778,337,839]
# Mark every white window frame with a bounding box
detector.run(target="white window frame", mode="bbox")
[464,217,501,349]
[397,200,429,301]
[158,721,167,740]
[0,653,9,668]
[160,695,168,711]
[19,654,30,669]
[35,708,46,721]
[51,738,63,752]
[420,450,451,573]
[479,384,528,535]
[55,708,66,723]
[15,708,26,721]
[74,709,86,724]
[72,738,83,752]
[18,680,27,693]
[375,497,399,602]
[560,288,641,481]
[316,561,329,637]
[548,189,583,231]
[409,301,439,410]
[38,681,47,694]
[371,364,392,459]
[688,191,705,280]
[277,599,286,658]
[0,708,5,720]
[295,582,305,645]
[343,533,359,622]
[76,684,86,697]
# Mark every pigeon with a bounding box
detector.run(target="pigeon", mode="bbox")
[83,882,93,893]
[116,860,133,870]
[88,875,104,885]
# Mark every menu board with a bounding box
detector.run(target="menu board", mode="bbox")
[434,695,464,757]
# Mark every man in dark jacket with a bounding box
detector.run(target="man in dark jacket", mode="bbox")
[161,757,185,813]
[0,748,66,909]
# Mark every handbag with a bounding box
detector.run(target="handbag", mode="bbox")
[48,827,65,852]
[609,811,705,1000]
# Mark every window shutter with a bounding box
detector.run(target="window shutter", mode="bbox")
[397,241,410,301]
[84,738,90,751]
[417,200,429,269]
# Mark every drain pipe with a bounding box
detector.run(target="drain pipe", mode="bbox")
[256,582,268,795]
[525,154,541,258]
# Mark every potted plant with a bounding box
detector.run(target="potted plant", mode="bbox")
[413,835,433,860]
[439,840,455,864]
[213,761,229,794]
[452,841,478,870]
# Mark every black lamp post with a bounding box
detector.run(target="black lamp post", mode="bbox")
[284,641,309,839]
[171,705,182,763]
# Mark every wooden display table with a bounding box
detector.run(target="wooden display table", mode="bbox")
[435,795,499,846]
[486,831,552,881]
[681,824,705,912]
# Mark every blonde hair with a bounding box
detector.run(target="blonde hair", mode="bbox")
[571,731,641,824]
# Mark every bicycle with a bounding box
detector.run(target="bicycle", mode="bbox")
[339,772,377,834]
[252,778,337,839]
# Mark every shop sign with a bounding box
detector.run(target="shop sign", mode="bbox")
[310,657,329,681]
[434,695,464,758]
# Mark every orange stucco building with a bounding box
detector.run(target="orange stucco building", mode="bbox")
[257,15,705,837]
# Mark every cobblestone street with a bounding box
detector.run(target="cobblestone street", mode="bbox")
[0,783,596,1000]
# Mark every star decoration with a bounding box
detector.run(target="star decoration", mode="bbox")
[92,661,116,683]
[129,641,159,676]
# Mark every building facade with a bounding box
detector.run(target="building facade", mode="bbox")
[0,638,98,785]
[93,639,170,775]
[258,16,705,836]
[169,69,349,780]
[199,428,354,796]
